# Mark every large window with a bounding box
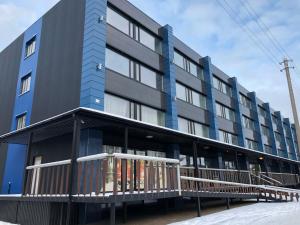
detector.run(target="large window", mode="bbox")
[261,125,270,137]
[141,105,165,126]
[25,37,36,58]
[104,94,165,127]
[178,117,209,138]
[213,76,232,97]
[16,114,26,130]
[246,139,258,150]
[218,130,238,145]
[106,48,130,76]
[258,106,267,118]
[176,82,206,109]
[272,115,280,131]
[264,145,273,154]
[239,93,252,109]
[174,51,204,80]
[104,94,130,118]
[242,115,255,130]
[106,48,163,90]
[107,7,162,54]
[283,124,290,136]
[275,132,282,144]
[20,73,31,95]
[216,102,235,122]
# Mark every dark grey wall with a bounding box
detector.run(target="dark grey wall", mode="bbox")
[31,0,85,123]
[0,35,24,188]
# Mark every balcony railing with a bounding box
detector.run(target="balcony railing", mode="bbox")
[24,153,300,198]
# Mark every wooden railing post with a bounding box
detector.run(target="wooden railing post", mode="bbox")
[66,115,81,225]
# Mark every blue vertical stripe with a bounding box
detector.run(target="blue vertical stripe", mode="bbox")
[2,19,43,194]
[80,0,107,111]
[202,56,219,140]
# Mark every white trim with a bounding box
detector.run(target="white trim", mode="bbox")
[77,153,109,162]
[26,159,71,170]
[113,153,179,164]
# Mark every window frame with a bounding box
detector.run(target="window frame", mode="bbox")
[25,37,36,58]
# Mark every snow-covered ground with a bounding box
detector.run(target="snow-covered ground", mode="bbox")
[0,222,18,225]
[169,202,300,225]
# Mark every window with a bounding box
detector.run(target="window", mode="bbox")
[224,161,235,170]
[213,76,232,97]
[20,74,31,95]
[178,117,189,134]
[275,132,282,144]
[107,7,162,54]
[239,93,252,109]
[174,50,204,80]
[107,7,129,35]
[16,114,26,130]
[104,94,130,118]
[278,149,286,158]
[219,130,238,145]
[104,94,165,127]
[106,48,130,76]
[242,116,255,130]
[216,103,235,122]
[25,37,36,57]
[272,115,280,131]
[194,122,209,138]
[264,145,273,154]
[176,82,206,109]
[140,65,157,89]
[141,105,165,126]
[258,106,267,118]
[106,48,163,90]
[246,139,258,150]
[261,125,270,137]
[178,117,209,138]
[139,28,162,53]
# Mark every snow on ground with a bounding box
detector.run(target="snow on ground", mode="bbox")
[169,201,300,225]
[0,222,18,225]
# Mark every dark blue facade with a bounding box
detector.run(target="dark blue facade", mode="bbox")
[2,19,43,194]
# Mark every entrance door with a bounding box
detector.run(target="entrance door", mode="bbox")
[31,156,42,195]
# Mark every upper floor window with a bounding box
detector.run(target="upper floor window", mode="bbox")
[176,82,206,109]
[219,130,238,145]
[20,73,31,95]
[174,51,204,80]
[239,93,252,109]
[105,48,163,90]
[246,139,258,150]
[275,132,283,144]
[261,125,270,137]
[104,93,165,127]
[283,124,290,136]
[25,37,36,58]
[242,115,255,130]
[216,102,235,122]
[16,114,26,130]
[178,117,209,138]
[258,106,267,118]
[107,7,162,54]
[213,76,232,97]
[272,115,281,131]
[264,144,273,154]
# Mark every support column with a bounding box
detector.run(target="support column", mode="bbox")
[249,92,264,151]
[66,115,81,225]
[192,142,201,217]
[202,56,219,140]
[263,103,277,156]
[229,77,245,147]
[110,203,116,225]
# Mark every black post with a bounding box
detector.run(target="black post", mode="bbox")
[235,152,241,183]
[122,202,128,223]
[192,142,201,217]
[66,115,81,225]
[123,127,128,154]
[226,198,230,209]
[110,203,116,225]
[22,132,33,195]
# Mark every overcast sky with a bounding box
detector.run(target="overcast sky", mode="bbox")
[0,0,299,122]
